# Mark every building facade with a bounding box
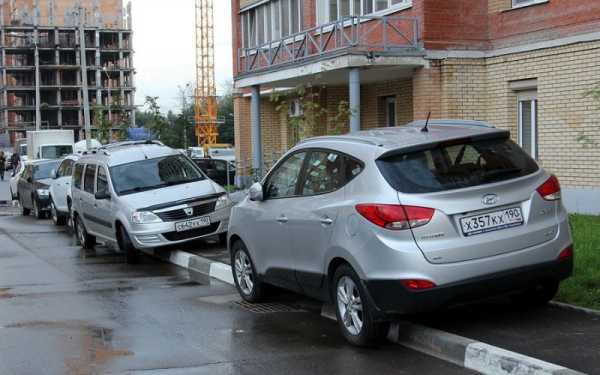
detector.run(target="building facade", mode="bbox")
[231,0,600,214]
[0,0,135,145]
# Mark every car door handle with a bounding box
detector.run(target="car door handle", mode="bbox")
[320,217,334,225]
[277,216,288,223]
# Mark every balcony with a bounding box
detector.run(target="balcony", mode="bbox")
[237,15,422,76]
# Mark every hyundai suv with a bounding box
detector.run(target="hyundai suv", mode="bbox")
[228,120,573,346]
[71,141,231,263]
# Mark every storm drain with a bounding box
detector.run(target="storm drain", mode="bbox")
[234,301,305,314]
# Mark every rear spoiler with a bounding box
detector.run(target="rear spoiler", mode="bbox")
[376,130,510,160]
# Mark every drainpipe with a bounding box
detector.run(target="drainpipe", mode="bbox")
[251,85,262,179]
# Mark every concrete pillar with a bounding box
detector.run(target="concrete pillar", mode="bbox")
[349,68,361,133]
[251,85,262,178]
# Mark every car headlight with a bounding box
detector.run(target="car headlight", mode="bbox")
[36,189,50,197]
[215,194,231,210]
[131,211,162,224]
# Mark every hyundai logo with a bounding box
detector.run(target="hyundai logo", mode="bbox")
[184,208,194,216]
[482,194,499,206]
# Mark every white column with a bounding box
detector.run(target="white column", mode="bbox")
[251,85,262,178]
[349,68,361,133]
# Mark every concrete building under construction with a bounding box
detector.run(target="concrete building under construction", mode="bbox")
[0,0,135,145]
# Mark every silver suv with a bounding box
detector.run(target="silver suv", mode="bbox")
[228,120,573,346]
[71,141,231,263]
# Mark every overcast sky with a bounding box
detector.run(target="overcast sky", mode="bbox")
[129,0,233,114]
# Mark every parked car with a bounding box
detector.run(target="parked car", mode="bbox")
[48,154,80,226]
[207,147,235,163]
[17,159,61,219]
[71,141,232,264]
[188,147,205,158]
[228,120,573,346]
[193,158,236,187]
[9,161,25,200]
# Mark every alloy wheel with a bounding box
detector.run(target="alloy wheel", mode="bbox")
[33,200,39,218]
[234,250,254,295]
[51,202,58,224]
[337,276,364,336]
[76,218,86,247]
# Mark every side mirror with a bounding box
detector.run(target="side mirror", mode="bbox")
[94,190,111,200]
[248,182,264,202]
[51,169,58,179]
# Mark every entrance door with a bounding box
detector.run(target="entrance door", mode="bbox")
[518,91,538,159]
[385,96,396,127]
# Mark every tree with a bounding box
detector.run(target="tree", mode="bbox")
[218,81,235,145]
[93,106,111,144]
[144,96,168,140]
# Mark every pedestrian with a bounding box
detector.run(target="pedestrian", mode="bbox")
[0,151,5,181]
[10,152,20,177]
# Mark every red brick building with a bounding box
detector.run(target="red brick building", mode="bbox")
[231,0,600,214]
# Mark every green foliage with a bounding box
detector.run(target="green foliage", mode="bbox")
[144,96,169,141]
[93,106,111,144]
[270,84,354,145]
[218,82,235,145]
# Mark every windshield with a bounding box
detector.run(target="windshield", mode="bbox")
[41,145,73,159]
[110,155,206,195]
[377,136,539,193]
[33,160,60,180]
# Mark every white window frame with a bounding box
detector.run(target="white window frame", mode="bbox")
[517,91,538,160]
[511,0,549,9]
[316,0,411,24]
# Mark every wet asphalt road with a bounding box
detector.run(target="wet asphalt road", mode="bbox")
[0,209,473,375]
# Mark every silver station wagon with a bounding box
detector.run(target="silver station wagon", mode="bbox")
[71,141,231,263]
[228,120,574,346]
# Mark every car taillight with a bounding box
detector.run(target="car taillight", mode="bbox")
[355,204,434,230]
[558,245,573,261]
[400,279,436,290]
[537,175,561,201]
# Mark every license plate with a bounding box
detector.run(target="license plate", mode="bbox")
[175,216,211,232]
[460,207,523,237]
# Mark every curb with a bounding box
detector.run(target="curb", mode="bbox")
[142,248,234,285]
[549,301,600,317]
[149,248,587,375]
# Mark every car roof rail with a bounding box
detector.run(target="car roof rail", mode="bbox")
[299,135,383,147]
[407,119,495,129]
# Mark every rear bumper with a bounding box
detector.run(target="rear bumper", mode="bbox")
[364,257,573,316]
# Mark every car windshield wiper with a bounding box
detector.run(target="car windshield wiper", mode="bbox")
[119,184,166,195]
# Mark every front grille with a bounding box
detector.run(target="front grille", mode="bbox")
[162,222,220,241]
[156,201,217,222]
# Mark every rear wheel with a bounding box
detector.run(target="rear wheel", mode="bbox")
[231,241,265,303]
[75,215,96,250]
[333,264,386,346]
[117,225,140,264]
[33,198,45,220]
[511,281,559,307]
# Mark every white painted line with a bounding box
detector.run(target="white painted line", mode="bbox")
[550,301,600,317]
[209,262,234,285]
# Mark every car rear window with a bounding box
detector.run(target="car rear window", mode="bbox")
[376,136,539,194]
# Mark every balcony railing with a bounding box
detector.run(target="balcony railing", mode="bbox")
[238,15,420,75]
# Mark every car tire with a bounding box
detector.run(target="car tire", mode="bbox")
[75,215,96,250]
[33,197,45,220]
[20,196,30,216]
[117,225,140,265]
[333,264,386,347]
[50,200,66,226]
[511,281,559,307]
[231,240,265,303]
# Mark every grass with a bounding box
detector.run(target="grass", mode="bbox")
[555,214,600,310]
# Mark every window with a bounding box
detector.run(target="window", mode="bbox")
[57,159,73,178]
[96,167,108,194]
[301,151,345,195]
[83,165,96,194]
[518,91,538,159]
[73,164,84,189]
[241,0,303,47]
[33,160,60,180]
[376,135,539,194]
[317,0,410,23]
[265,152,306,199]
[512,0,547,9]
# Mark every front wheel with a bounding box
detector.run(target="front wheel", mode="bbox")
[50,200,66,226]
[231,241,265,303]
[333,264,386,346]
[20,196,30,216]
[117,225,140,264]
[75,215,96,250]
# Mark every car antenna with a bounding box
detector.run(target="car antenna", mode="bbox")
[421,112,431,133]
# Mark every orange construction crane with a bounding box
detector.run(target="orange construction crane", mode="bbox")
[194,0,219,147]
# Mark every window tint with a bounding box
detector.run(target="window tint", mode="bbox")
[265,152,306,199]
[96,167,108,194]
[344,155,363,182]
[83,165,96,194]
[377,136,539,194]
[301,151,344,195]
[57,159,73,178]
[73,164,84,189]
